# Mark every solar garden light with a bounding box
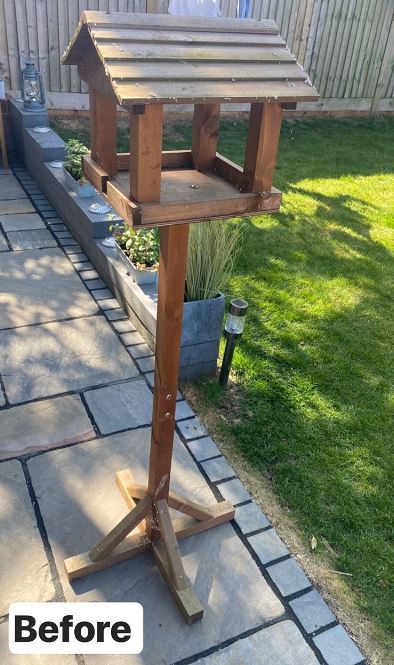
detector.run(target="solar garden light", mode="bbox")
[219,298,248,387]
[20,60,45,111]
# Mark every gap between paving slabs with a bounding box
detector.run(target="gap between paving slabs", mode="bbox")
[0,163,366,665]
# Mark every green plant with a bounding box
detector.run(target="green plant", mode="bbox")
[186,221,244,301]
[64,139,89,182]
[111,225,159,269]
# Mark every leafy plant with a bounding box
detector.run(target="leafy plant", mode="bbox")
[111,225,159,270]
[64,139,89,183]
[186,221,243,301]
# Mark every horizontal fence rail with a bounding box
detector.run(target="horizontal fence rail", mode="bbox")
[0,0,392,113]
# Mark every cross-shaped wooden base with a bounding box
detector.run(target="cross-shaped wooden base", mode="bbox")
[64,469,234,624]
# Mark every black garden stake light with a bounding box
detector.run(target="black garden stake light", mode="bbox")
[219,298,248,387]
[20,60,45,111]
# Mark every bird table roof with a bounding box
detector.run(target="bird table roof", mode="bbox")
[63,11,319,107]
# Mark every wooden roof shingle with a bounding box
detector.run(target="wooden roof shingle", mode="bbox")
[63,11,319,107]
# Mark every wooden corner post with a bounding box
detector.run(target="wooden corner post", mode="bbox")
[243,102,283,192]
[192,103,220,172]
[89,88,118,177]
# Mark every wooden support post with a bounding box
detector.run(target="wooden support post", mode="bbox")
[89,88,118,177]
[148,223,189,506]
[243,102,282,192]
[192,103,220,172]
[130,104,163,202]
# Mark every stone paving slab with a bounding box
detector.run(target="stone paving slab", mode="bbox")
[175,400,194,420]
[0,248,98,329]
[0,460,56,616]
[0,315,139,404]
[202,456,236,482]
[313,625,364,665]
[290,589,336,634]
[103,307,127,320]
[0,395,95,459]
[218,478,251,504]
[7,229,58,250]
[0,213,46,231]
[112,318,137,333]
[0,199,35,215]
[127,342,153,359]
[0,230,8,251]
[248,528,289,565]
[194,620,319,665]
[267,557,311,597]
[235,501,270,534]
[187,436,221,461]
[28,428,284,665]
[0,175,27,200]
[84,378,153,434]
[177,416,208,440]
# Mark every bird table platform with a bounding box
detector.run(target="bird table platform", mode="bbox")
[62,10,318,623]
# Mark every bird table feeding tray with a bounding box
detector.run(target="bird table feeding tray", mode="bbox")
[62,10,318,623]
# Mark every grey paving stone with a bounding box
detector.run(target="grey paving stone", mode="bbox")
[79,269,100,280]
[0,315,139,403]
[313,625,364,665]
[187,436,221,461]
[0,175,27,199]
[0,248,98,329]
[121,330,144,346]
[0,460,56,615]
[0,394,95,459]
[0,199,35,214]
[194,620,319,665]
[98,297,121,310]
[74,261,94,271]
[127,342,153,359]
[0,622,76,665]
[135,354,155,372]
[112,318,137,333]
[290,590,336,634]
[267,557,311,597]
[41,210,58,218]
[59,237,78,246]
[0,230,8,251]
[202,456,236,482]
[104,307,127,320]
[7,229,57,250]
[53,230,72,239]
[0,389,5,407]
[91,288,114,300]
[144,371,182,399]
[248,528,289,565]
[175,400,194,420]
[218,478,251,505]
[46,217,63,225]
[0,212,45,231]
[0,167,12,174]
[177,416,207,440]
[49,223,67,232]
[235,501,270,533]
[28,428,284,665]
[68,252,87,263]
[84,378,153,434]
[82,278,105,290]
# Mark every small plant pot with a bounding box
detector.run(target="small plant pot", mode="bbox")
[115,241,158,285]
[63,168,95,198]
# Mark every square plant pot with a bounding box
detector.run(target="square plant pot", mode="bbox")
[115,240,158,285]
[63,168,95,198]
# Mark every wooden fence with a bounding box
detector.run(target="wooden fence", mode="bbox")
[0,0,393,113]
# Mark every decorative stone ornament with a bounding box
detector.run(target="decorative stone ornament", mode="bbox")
[62,10,319,624]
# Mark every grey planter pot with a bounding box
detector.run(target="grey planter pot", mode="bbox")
[63,167,95,198]
[182,292,225,347]
[115,240,158,285]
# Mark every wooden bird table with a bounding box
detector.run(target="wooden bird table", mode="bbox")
[62,10,318,623]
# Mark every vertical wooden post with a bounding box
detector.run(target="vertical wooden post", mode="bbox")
[89,88,117,177]
[148,224,189,504]
[243,102,282,192]
[192,103,220,172]
[130,104,163,202]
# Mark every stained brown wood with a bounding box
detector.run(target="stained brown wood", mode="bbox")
[167,492,215,521]
[89,494,151,561]
[156,499,188,590]
[148,224,189,503]
[99,43,295,63]
[83,156,109,192]
[192,103,220,172]
[106,180,141,226]
[0,105,8,170]
[130,104,163,203]
[89,88,117,177]
[117,150,193,171]
[116,470,146,534]
[214,153,244,189]
[243,102,283,192]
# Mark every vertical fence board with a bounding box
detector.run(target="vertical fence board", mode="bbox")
[0,0,10,87]
[3,0,20,90]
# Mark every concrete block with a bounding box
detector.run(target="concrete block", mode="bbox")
[0,395,95,458]
[267,558,311,597]
[248,528,289,565]
[290,590,336,634]
[0,315,139,403]
[84,378,153,434]
[24,127,65,162]
[313,625,364,665]
[234,502,270,534]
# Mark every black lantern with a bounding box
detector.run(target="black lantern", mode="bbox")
[219,298,248,387]
[20,60,45,111]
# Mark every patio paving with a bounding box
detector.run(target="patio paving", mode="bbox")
[0,166,365,665]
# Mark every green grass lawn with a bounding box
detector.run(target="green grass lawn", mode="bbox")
[53,115,394,651]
